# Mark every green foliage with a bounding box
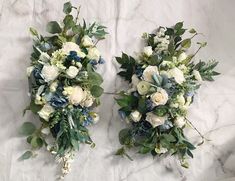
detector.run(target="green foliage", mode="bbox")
[116,53,136,82]
[181,39,191,49]
[63,2,72,14]
[90,85,104,98]
[193,60,220,81]
[46,21,62,34]
[19,151,33,160]
[19,122,36,136]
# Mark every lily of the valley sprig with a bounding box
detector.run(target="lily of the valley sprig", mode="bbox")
[115,22,219,168]
[20,1,107,179]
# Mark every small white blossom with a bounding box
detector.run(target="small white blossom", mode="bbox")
[62,42,86,58]
[193,70,202,82]
[168,67,185,84]
[66,66,79,79]
[26,66,34,77]
[87,47,101,61]
[130,110,142,122]
[178,52,187,62]
[38,104,55,121]
[174,117,186,128]
[143,46,153,57]
[146,112,166,128]
[81,35,94,47]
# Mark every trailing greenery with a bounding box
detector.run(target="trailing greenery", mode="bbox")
[115,22,219,167]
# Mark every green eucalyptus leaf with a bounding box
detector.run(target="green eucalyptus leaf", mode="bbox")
[175,22,183,30]
[19,122,36,136]
[46,21,62,34]
[90,85,104,98]
[19,151,33,160]
[63,2,72,14]
[31,136,43,149]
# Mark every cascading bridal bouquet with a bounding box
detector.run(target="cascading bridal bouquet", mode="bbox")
[20,1,107,178]
[115,22,219,167]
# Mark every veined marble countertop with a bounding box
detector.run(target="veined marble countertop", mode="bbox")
[0,0,234,181]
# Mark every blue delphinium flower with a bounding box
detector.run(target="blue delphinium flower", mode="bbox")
[146,99,154,111]
[98,58,105,64]
[135,66,144,78]
[158,120,173,132]
[82,116,93,127]
[50,93,68,108]
[67,51,81,62]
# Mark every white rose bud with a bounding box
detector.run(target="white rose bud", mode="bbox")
[146,112,166,128]
[50,81,58,92]
[143,46,153,57]
[26,66,34,77]
[68,86,85,105]
[150,88,168,106]
[62,42,86,58]
[92,113,100,124]
[178,52,187,62]
[87,47,101,61]
[193,70,202,82]
[168,67,185,84]
[41,127,50,135]
[81,35,94,47]
[38,104,55,121]
[41,65,59,82]
[130,110,142,122]
[66,66,79,79]
[174,117,186,128]
[143,66,159,82]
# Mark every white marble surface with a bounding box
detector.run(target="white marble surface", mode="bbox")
[0,0,235,180]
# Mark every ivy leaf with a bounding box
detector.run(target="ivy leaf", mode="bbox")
[19,151,33,160]
[63,2,72,14]
[19,122,36,136]
[46,21,62,34]
[90,85,104,98]
[181,39,191,49]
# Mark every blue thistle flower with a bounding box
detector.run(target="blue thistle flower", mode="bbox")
[67,51,81,62]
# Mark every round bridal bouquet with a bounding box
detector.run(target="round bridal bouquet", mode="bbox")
[115,22,219,167]
[20,1,107,178]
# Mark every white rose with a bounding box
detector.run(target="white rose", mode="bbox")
[66,66,79,79]
[146,112,166,128]
[193,70,202,82]
[131,74,140,88]
[168,67,185,84]
[143,66,159,82]
[68,86,85,105]
[92,113,100,124]
[62,42,86,58]
[80,91,94,107]
[150,88,168,106]
[174,117,186,128]
[178,52,187,62]
[26,66,34,77]
[130,110,142,122]
[137,81,150,95]
[38,104,55,121]
[81,35,94,47]
[50,81,58,92]
[41,65,59,82]
[87,47,101,61]
[143,46,153,57]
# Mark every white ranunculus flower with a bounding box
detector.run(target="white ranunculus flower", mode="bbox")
[62,42,86,58]
[92,113,100,124]
[68,86,85,105]
[130,110,142,122]
[174,117,186,128]
[38,104,55,121]
[178,52,187,62]
[143,46,153,57]
[41,65,59,82]
[87,47,101,61]
[193,70,202,82]
[137,81,150,95]
[26,66,34,77]
[168,67,185,84]
[81,35,94,47]
[66,66,79,79]
[131,74,140,88]
[150,88,168,106]
[146,112,166,128]
[142,66,159,82]
[50,81,58,92]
